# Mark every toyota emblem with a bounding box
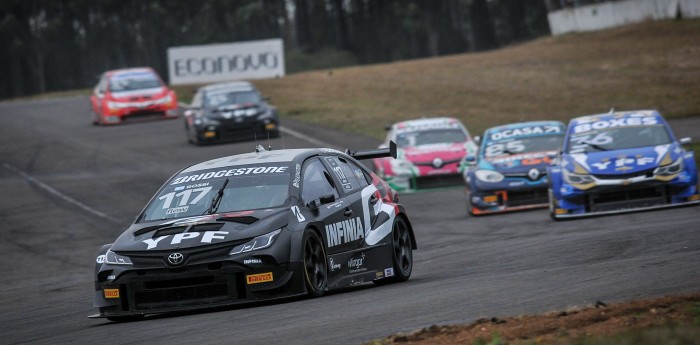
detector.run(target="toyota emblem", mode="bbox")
[167,252,185,265]
[528,168,540,180]
[432,157,444,169]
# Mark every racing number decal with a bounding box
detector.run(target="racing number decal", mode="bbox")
[324,157,353,191]
[569,132,613,153]
[485,140,525,157]
[159,187,212,209]
[291,206,305,222]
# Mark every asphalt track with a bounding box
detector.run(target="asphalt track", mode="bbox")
[1,97,699,345]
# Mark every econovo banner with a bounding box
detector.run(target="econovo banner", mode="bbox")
[167,39,285,85]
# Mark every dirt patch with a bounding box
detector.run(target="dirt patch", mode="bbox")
[366,292,700,344]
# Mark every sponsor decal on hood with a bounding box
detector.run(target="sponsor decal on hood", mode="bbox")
[567,144,676,175]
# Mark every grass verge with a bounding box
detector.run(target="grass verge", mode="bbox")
[245,19,700,139]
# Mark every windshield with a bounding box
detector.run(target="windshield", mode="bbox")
[109,72,161,92]
[484,135,564,158]
[567,125,671,154]
[396,129,467,148]
[205,90,260,108]
[141,165,290,222]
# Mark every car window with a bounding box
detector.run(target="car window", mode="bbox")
[205,90,260,108]
[140,165,291,222]
[301,158,339,203]
[323,156,368,193]
[109,71,162,92]
[396,128,467,147]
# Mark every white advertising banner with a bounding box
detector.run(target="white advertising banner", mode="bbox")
[167,39,285,85]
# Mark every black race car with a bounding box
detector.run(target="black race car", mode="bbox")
[184,81,280,145]
[90,142,416,321]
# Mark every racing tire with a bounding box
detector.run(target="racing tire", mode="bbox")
[466,191,480,217]
[91,109,101,126]
[375,216,413,284]
[107,315,144,322]
[185,123,203,146]
[302,229,328,297]
[548,188,561,221]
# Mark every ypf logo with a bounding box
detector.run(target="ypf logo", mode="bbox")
[167,252,185,266]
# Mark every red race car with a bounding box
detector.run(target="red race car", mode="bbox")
[90,67,178,125]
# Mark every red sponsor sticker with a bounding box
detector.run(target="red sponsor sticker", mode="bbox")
[246,272,273,284]
[104,288,120,299]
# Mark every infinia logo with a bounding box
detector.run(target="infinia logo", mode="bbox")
[325,217,364,247]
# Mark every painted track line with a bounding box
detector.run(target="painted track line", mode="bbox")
[2,163,121,224]
[279,126,339,149]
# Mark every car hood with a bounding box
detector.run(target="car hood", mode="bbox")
[110,208,289,252]
[480,151,558,173]
[400,143,468,162]
[564,144,679,175]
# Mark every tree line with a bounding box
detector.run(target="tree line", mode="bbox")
[0,0,550,100]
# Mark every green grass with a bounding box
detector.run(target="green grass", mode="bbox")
[247,19,700,139]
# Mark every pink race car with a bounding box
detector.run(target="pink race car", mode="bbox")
[374,117,478,191]
[90,67,178,125]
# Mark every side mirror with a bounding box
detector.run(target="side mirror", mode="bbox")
[263,96,271,101]
[473,136,481,145]
[319,194,336,205]
[680,137,692,145]
[384,125,392,131]
[306,199,319,210]
[465,155,477,166]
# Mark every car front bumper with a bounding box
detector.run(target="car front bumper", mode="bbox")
[550,179,699,219]
[91,259,305,318]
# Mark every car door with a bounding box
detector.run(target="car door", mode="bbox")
[300,157,348,253]
[319,155,375,254]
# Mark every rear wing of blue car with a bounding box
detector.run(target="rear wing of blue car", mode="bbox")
[346,141,397,160]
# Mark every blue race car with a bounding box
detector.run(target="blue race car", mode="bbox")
[548,110,699,219]
[464,121,565,215]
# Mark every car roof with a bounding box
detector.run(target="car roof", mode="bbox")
[180,148,342,173]
[486,120,564,133]
[393,117,465,133]
[106,67,157,78]
[200,81,255,94]
[570,110,662,126]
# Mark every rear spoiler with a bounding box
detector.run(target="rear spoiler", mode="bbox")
[345,141,397,160]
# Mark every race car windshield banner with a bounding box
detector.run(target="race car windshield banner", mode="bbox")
[142,164,291,221]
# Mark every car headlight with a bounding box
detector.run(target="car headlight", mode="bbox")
[654,157,684,176]
[196,116,220,126]
[245,108,258,116]
[474,169,504,183]
[105,249,133,265]
[229,229,281,255]
[563,169,595,185]
[107,101,128,109]
[154,95,172,105]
